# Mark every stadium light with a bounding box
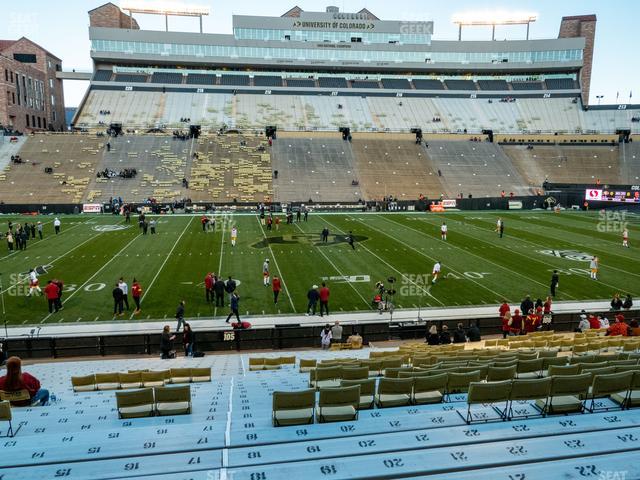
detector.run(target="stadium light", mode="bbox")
[120,1,210,32]
[452,11,538,40]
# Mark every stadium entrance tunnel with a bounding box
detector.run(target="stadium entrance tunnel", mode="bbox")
[251,233,368,248]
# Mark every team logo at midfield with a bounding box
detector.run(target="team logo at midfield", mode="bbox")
[251,234,368,249]
[92,225,130,232]
[537,250,593,262]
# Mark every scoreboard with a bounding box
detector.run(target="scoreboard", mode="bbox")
[585,187,640,203]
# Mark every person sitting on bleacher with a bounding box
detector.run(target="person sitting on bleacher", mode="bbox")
[606,314,629,337]
[0,356,49,406]
[346,330,363,349]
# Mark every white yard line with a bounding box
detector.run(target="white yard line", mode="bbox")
[438,213,640,294]
[381,215,578,301]
[0,219,104,295]
[40,232,143,323]
[319,216,444,306]
[138,216,194,307]
[346,215,511,301]
[214,213,229,317]
[254,215,296,312]
[293,222,370,308]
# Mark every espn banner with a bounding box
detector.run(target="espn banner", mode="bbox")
[82,203,102,213]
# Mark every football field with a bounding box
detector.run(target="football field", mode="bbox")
[0,210,638,327]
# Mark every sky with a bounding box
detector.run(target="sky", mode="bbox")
[1,0,637,107]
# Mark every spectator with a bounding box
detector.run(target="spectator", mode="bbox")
[501,311,512,339]
[467,323,481,342]
[439,325,452,344]
[226,293,240,324]
[320,324,332,350]
[510,309,524,335]
[160,325,176,359]
[331,321,343,344]
[607,314,629,337]
[588,314,601,330]
[175,300,186,331]
[629,320,640,337]
[611,293,623,311]
[0,339,6,366]
[623,294,633,311]
[346,330,363,349]
[112,282,124,317]
[452,323,467,343]
[182,323,195,357]
[599,315,610,329]
[426,324,439,345]
[577,312,590,332]
[520,295,534,317]
[44,280,60,313]
[0,357,49,406]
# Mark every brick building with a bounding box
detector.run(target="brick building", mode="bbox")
[0,37,66,132]
[559,15,597,105]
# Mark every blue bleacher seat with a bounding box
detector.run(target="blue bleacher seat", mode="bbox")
[220,75,250,86]
[186,74,217,85]
[285,78,316,88]
[113,74,148,83]
[151,72,183,84]
[477,80,509,91]
[444,79,477,91]
[350,80,380,89]
[545,78,579,90]
[510,81,544,90]
[381,78,411,89]
[253,76,283,87]
[93,70,112,82]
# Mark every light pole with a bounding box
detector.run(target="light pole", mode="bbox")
[596,95,604,105]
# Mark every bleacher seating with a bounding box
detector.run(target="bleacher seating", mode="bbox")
[285,78,316,88]
[93,70,112,82]
[444,79,477,90]
[381,78,411,89]
[477,79,509,91]
[253,76,283,87]
[113,74,147,83]
[186,73,217,85]
[545,78,579,90]
[511,81,544,90]
[318,77,348,89]
[412,79,444,90]
[350,80,380,89]
[220,75,250,86]
[151,72,183,84]
[3,332,640,479]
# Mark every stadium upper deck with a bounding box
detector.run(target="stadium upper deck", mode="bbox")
[74,4,640,133]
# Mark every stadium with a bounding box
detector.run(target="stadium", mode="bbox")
[0,2,639,479]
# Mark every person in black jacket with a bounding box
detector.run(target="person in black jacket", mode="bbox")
[160,325,176,359]
[467,323,481,342]
[452,323,467,343]
[112,283,124,317]
[225,276,237,303]
[611,293,623,311]
[214,277,226,307]
[550,270,559,297]
[520,295,534,317]
[175,300,186,331]
[439,325,452,344]
[182,323,195,357]
[307,285,320,315]
[426,324,440,345]
[623,294,633,311]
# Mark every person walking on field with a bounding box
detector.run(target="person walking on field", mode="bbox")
[496,218,504,238]
[307,284,320,315]
[44,280,59,314]
[175,300,186,331]
[262,259,270,286]
[36,221,43,240]
[112,282,124,317]
[54,279,64,311]
[226,292,240,324]
[440,222,447,241]
[27,269,42,297]
[230,226,238,247]
[53,217,61,235]
[272,275,281,304]
[132,278,142,314]
[590,256,599,280]
[319,282,330,317]
[432,261,441,284]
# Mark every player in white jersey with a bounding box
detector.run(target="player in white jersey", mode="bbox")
[27,268,42,296]
[589,256,599,280]
[440,222,447,241]
[230,226,238,247]
[263,259,270,286]
[432,261,441,284]
[622,228,629,248]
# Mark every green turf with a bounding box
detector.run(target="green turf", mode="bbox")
[0,210,638,326]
